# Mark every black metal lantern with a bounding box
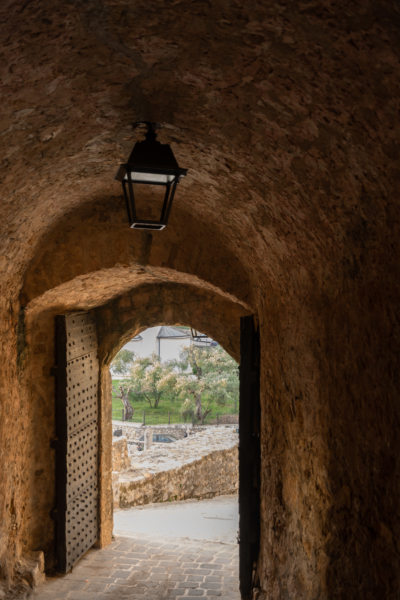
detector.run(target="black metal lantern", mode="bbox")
[116,122,187,230]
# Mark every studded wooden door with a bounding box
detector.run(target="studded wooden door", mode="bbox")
[239,316,261,600]
[54,312,99,573]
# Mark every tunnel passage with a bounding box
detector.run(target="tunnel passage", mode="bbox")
[1,1,400,598]
[23,272,252,570]
[12,202,400,599]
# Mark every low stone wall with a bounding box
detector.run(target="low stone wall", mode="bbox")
[112,426,239,508]
[117,445,238,508]
[112,421,193,442]
[112,436,131,472]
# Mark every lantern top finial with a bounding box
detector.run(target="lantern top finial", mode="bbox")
[133,121,158,143]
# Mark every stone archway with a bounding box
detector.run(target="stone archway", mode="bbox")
[95,280,252,549]
[23,273,252,570]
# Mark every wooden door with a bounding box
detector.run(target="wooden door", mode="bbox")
[239,315,261,599]
[54,312,99,572]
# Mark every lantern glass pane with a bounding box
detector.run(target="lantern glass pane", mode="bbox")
[124,171,175,184]
[131,183,169,223]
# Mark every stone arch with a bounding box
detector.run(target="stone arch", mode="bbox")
[20,194,260,311]
[95,281,251,546]
[23,271,252,565]
[95,281,251,363]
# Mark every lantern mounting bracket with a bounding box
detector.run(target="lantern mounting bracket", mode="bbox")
[132,121,160,142]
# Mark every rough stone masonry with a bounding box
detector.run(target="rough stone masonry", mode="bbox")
[112,425,239,508]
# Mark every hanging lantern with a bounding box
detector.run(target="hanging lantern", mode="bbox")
[116,122,187,230]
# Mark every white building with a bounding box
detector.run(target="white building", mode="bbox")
[123,326,216,363]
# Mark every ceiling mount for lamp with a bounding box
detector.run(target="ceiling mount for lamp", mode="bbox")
[116,121,187,231]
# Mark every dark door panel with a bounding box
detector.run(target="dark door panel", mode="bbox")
[54,312,99,573]
[239,315,261,599]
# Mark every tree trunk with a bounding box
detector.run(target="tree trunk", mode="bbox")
[195,393,202,422]
[194,393,211,424]
[119,387,134,421]
[154,392,162,408]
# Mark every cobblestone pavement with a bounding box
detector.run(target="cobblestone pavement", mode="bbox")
[31,535,240,599]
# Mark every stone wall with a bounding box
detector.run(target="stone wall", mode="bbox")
[112,422,192,443]
[112,426,239,508]
[116,446,238,508]
[112,437,131,472]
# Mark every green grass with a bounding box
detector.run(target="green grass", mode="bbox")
[111,379,238,424]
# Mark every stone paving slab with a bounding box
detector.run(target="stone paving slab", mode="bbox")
[31,536,240,600]
[114,495,239,544]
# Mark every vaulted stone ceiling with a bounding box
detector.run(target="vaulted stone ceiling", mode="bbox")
[1,0,398,305]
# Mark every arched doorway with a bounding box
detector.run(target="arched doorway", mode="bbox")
[51,309,260,598]
[23,267,260,592]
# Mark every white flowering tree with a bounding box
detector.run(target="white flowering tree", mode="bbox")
[111,349,135,375]
[111,345,239,422]
[128,354,177,409]
[174,345,239,424]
